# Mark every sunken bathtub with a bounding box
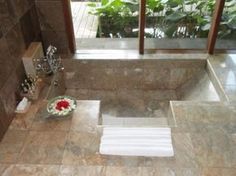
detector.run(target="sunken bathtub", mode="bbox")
[49,58,222,127]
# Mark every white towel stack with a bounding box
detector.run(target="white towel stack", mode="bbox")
[99,127,174,157]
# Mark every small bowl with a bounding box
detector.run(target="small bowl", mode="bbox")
[47,96,77,117]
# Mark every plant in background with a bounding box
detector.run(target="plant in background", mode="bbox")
[88,0,139,37]
[218,0,236,38]
[88,0,236,38]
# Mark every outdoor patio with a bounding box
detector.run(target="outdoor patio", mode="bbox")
[71,1,99,38]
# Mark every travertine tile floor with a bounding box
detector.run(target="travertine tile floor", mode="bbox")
[0,54,236,176]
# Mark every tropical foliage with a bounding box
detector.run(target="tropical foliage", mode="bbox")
[88,0,236,38]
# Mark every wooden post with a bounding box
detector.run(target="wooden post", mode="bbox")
[207,0,225,54]
[62,0,76,54]
[139,0,146,54]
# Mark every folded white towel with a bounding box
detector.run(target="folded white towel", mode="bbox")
[103,127,171,136]
[101,137,172,145]
[100,144,174,157]
[99,127,174,157]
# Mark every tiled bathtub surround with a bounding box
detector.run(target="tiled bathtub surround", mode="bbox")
[63,59,206,90]
[62,59,220,125]
[0,0,41,139]
[0,54,236,175]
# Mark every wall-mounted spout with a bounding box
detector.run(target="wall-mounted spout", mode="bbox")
[34,45,64,76]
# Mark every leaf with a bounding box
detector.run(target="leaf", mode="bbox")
[227,15,236,29]
[101,0,109,6]
[225,0,236,7]
[161,0,168,3]
[147,0,164,12]
[195,1,205,9]
[166,0,184,8]
[121,0,138,5]
[164,24,178,37]
[165,11,186,21]
[201,23,211,31]
[122,0,139,12]
[87,2,97,7]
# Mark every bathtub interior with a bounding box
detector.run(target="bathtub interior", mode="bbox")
[48,59,220,127]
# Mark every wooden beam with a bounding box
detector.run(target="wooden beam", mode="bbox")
[207,0,225,54]
[62,0,76,54]
[139,0,146,54]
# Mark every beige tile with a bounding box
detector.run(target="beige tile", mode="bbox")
[3,165,59,176]
[65,89,90,100]
[59,165,105,176]
[140,167,157,176]
[31,116,72,131]
[115,68,143,89]
[102,155,146,167]
[71,101,100,133]
[172,133,198,168]
[149,167,177,176]
[0,130,28,163]
[221,168,236,176]
[200,168,236,176]
[214,68,236,86]
[191,129,232,168]
[143,167,201,176]
[62,131,105,165]
[6,164,60,176]
[174,168,201,176]
[18,131,67,164]
[0,164,14,176]
[90,68,117,90]
[105,166,142,176]
[9,104,39,130]
[142,68,170,89]
[224,85,236,102]
[90,90,117,101]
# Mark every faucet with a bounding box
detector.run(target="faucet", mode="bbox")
[34,45,64,76]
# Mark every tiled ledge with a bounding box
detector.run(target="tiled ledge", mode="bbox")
[62,52,208,60]
[208,54,236,102]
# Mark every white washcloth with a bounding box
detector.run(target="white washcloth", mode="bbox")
[99,127,174,157]
[16,97,28,111]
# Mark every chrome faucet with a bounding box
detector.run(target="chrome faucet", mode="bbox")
[34,45,64,76]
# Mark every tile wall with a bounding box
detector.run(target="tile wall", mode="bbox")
[35,0,70,54]
[0,0,41,139]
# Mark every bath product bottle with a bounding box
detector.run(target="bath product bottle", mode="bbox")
[27,75,35,90]
[27,75,33,85]
[25,80,31,90]
[21,83,28,93]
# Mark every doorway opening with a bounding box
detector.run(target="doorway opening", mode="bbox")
[69,0,139,51]
[67,0,236,54]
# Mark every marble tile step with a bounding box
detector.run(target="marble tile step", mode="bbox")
[206,60,228,101]
[102,116,168,127]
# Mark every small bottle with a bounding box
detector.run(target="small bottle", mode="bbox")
[21,83,28,93]
[25,80,32,91]
[27,75,35,89]
[27,75,32,84]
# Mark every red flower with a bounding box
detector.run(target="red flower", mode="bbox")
[56,100,70,111]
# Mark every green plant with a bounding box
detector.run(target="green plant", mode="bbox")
[88,0,236,38]
[218,0,236,38]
